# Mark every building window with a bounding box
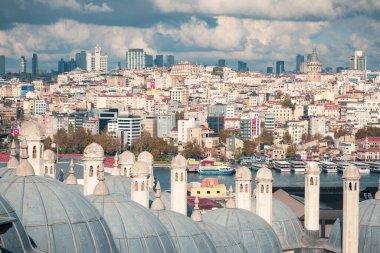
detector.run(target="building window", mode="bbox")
[135,181,138,191]
[89,166,94,177]
[197,191,200,194]
[45,166,48,174]
[310,177,314,185]
[266,185,269,193]
[32,146,37,159]
[245,184,248,193]
[50,166,53,174]
[141,182,145,191]
[216,191,220,194]
[175,172,178,182]
[180,173,183,182]
[207,191,210,194]
[261,184,264,193]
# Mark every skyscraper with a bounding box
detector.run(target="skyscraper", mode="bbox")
[32,53,38,75]
[145,54,154,68]
[155,55,164,67]
[267,67,273,74]
[166,55,174,67]
[296,54,304,73]
[75,51,87,70]
[126,49,145,70]
[0,55,5,75]
[19,56,27,73]
[238,61,248,72]
[58,59,66,73]
[218,59,226,67]
[276,61,285,76]
[350,50,367,71]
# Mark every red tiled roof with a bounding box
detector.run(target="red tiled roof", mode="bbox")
[187,196,222,210]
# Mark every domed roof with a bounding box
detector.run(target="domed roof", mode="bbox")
[343,164,360,179]
[171,154,187,169]
[104,175,155,200]
[0,192,41,252]
[151,209,217,253]
[0,176,118,253]
[235,166,252,180]
[87,194,176,253]
[203,207,282,253]
[43,149,55,163]
[326,198,380,253]
[137,151,154,165]
[305,162,320,175]
[20,120,44,140]
[119,151,135,164]
[255,165,272,181]
[83,142,104,159]
[0,167,16,179]
[7,139,18,169]
[251,197,303,250]
[131,161,150,178]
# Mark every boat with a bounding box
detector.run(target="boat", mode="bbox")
[321,161,337,173]
[350,161,370,174]
[366,161,380,173]
[198,166,235,175]
[291,161,306,173]
[250,163,262,171]
[337,162,351,173]
[273,161,291,173]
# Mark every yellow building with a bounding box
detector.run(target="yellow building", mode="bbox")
[190,184,227,199]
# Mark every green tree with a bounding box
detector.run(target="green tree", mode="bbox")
[219,129,240,143]
[53,129,68,153]
[68,123,74,134]
[242,140,257,156]
[44,136,53,150]
[335,128,351,138]
[181,141,203,159]
[355,126,380,139]
[282,131,292,144]
[281,98,293,108]
[259,129,274,145]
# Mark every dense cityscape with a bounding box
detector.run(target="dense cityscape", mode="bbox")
[0,0,380,253]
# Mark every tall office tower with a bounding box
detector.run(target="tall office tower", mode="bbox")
[86,45,108,72]
[218,59,226,67]
[69,58,76,71]
[19,56,27,73]
[145,54,154,68]
[296,54,304,73]
[126,49,145,70]
[32,53,38,75]
[267,67,273,74]
[307,48,322,82]
[165,55,174,67]
[276,61,285,76]
[238,61,248,72]
[350,50,367,71]
[0,55,5,75]
[155,55,164,67]
[58,59,65,73]
[75,51,87,70]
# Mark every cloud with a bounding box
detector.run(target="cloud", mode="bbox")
[34,0,113,13]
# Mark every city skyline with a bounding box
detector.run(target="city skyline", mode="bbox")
[1,0,380,72]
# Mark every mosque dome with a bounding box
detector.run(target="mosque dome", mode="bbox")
[20,120,44,140]
[87,194,176,252]
[131,161,150,178]
[203,207,282,253]
[171,154,187,169]
[255,165,272,181]
[0,168,16,179]
[251,197,303,251]
[83,142,104,159]
[326,193,380,253]
[343,164,360,179]
[119,150,135,164]
[137,151,154,165]
[0,192,41,252]
[305,162,320,175]
[43,149,55,163]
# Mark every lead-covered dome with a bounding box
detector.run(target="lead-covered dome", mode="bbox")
[43,149,55,163]
[251,197,303,251]
[171,154,187,169]
[20,119,44,140]
[235,166,251,180]
[305,162,320,175]
[119,151,135,164]
[343,164,360,180]
[137,151,154,165]
[0,176,118,253]
[131,161,150,178]
[87,194,176,253]
[203,207,282,253]
[83,142,104,159]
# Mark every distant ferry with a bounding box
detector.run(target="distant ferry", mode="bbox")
[366,161,380,173]
[321,161,337,173]
[350,161,370,174]
[337,162,350,173]
[198,166,235,175]
[291,161,306,173]
[273,161,291,173]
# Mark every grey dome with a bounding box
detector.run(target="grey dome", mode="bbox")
[158,190,192,217]
[326,199,380,253]
[151,209,217,253]
[87,194,176,253]
[0,192,40,252]
[0,167,16,179]
[198,221,248,253]
[203,208,282,253]
[104,175,155,200]
[0,176,118,253]
[251,197,303,250]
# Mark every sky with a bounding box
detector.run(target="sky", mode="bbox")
[1,0,380,73]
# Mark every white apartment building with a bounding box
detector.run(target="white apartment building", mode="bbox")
[34,100,47,115]
[86,45,108,72]
[309,117,326,136]
[126,49,145,70]
[178,117,199,144]
[117,115,142,147]
[170,87,186,104]
[270,105,293,123]
[287,120,308,144]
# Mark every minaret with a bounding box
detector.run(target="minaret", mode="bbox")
[7,139,18,169]
[43,149,56,178]
[83,142,104,196]
[235,166,252,211]
[119,150,135,177]
[191,196,202,222]
[342,165,360,253]
[110,153,120,176]
[137,151,154,188]
[16,138,35,177]
[304,162,321,240]
[151,181,165,211]
[21,120,45,175]
[255,165,273,224]
[93,160,110,195]
[225,185,236,209]
[130,161,150,208]
[65,159,78,185]
[170,154,187,215]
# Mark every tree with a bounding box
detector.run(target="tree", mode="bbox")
[219,129,240,143]
[355,126,380,139]
[335,128,350,138]
[53,129,68,153]
[281,98,293,108]
[44,136,53,150]
[68,123,75,134]
[181,141,203,159]
[286,145,297,160]
[259,129,274,145]
[282,131,292,144]
[242,140,257,156]
[301,133,313,143]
